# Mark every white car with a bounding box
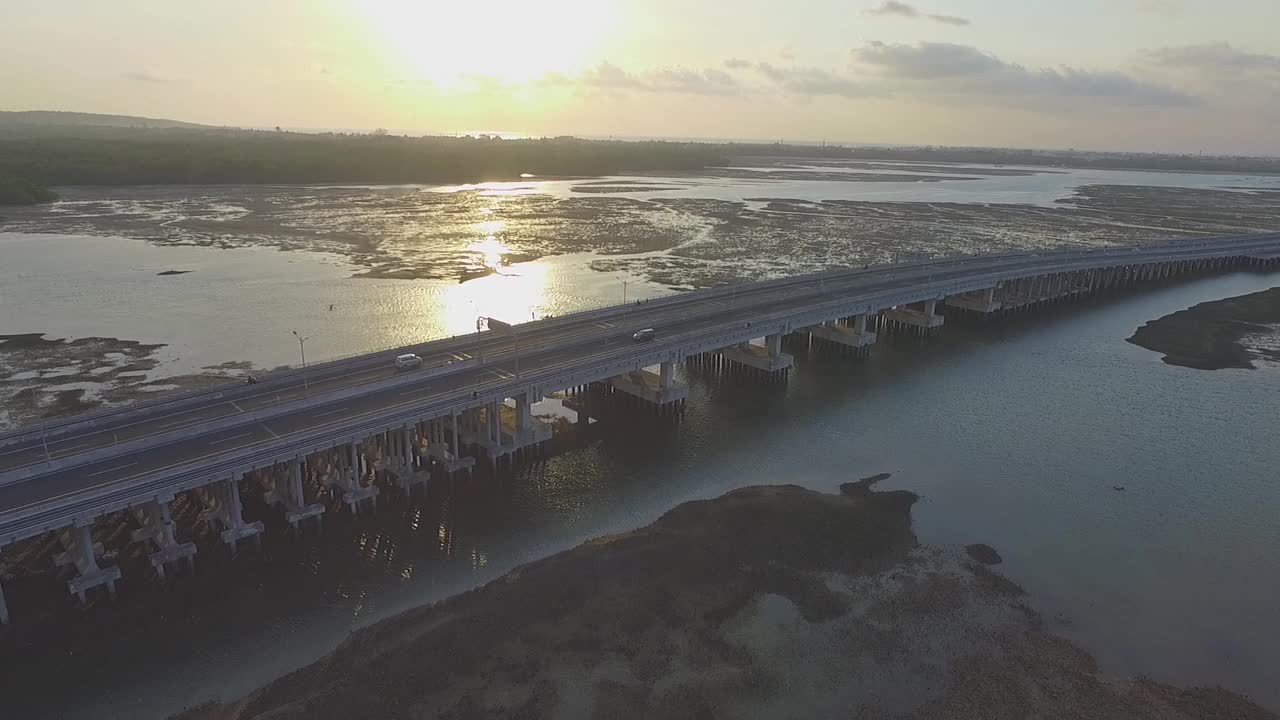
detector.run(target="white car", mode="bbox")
[394,353,424,369]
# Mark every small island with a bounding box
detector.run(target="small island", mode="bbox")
[0,175,58,205]
[1128,287,1280,369]
[174,479,1274,720]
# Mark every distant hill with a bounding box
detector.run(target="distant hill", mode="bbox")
[0,111,215,130]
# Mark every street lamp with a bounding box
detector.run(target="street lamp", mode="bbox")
[616,276,629,305]
[292,330,311,391]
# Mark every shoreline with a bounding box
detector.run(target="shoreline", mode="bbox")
[172,479,1276,720]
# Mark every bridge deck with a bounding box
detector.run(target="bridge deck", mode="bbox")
[1,234,1278,547]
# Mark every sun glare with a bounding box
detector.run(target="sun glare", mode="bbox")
[358,0,617,86]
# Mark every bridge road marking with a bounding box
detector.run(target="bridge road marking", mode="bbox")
[209,432,254,445]
[231,401,245,413]
[593,321,615,329]
[87,462,137,477]
[314,407,347,418]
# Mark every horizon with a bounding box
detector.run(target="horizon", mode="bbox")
[7,109,1277,161]
[4,2,1280,155]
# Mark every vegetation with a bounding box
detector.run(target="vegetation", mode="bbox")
[726,142,1280,175]
[1,112,1276,189]
[0,127,725,187]
[0,174,58,205]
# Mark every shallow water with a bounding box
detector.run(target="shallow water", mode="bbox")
[1,269,1278,719]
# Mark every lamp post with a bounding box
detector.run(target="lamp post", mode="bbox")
[616,276,629,305]
[292,330,311,391]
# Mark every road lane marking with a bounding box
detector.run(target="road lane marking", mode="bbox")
[593,321,615,329]
[87,462,137,477]
[156,416,199,429]
[231,401,245,413]
[315,407,347,417]
[262,425,280,439]
[209,432,253,445]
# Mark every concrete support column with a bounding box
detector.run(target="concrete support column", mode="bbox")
[402,425,414,467]
[279,457,324,528]
[132,497,197,578]
[60,522,121,604]
[923,299,937,316]
[515,393,532,439]
[348,442,360,481]
[766,334,782,359]
[0,576,8,624]
[660,361,675,389]
[450,413,460,455]
[214,477,263,549]
[854,314,868,334]
[489,400,501,443]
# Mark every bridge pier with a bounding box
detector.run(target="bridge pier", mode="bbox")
[882,301,944,336]
[131,496,197,579]
[323,442,379,511]
[203,477,264,551]
[0,575,8,624]
[710,335,794,383]
[606,362,690,417]
[265,458,325,530]
[425,413,476,476]
[56,521,122,605]
[806,314,877,357]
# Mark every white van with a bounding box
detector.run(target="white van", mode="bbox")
[632,328,656,342]
[394,353,424,369]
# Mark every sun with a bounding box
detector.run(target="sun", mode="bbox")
[357,0,617,86]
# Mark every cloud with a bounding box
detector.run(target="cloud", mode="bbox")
[855,41,1001,78]
[867,1,918,17]
[755,63,872,98]
[580,62,648,91]
[853,41,1196,107]
[1141,43,1280,73]
[576,62,742,96]
[122,70,167,83]
[1137,43,1280,114]
[866,1,971,25]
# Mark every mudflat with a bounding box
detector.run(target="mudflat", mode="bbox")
[173,479,1275,720]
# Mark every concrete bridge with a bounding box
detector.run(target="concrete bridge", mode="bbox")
[1,232,1278,623]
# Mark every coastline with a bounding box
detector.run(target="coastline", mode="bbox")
[173,478,1275,720]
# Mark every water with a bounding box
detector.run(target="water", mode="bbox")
[2,269,1278,718]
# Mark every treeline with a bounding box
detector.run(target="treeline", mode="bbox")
[729,143,1280,175]
[0,174,58,205]
[0,128,726,187]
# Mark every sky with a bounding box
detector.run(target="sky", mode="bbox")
[3,0,1280,154]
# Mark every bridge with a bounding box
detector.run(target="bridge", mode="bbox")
[1,233,1278,622]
